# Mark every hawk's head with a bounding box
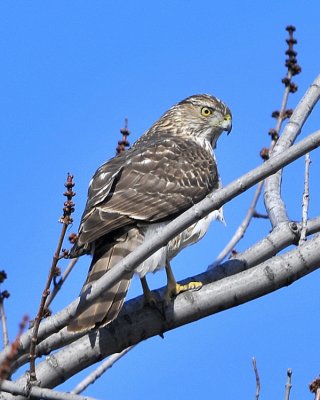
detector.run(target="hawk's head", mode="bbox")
[149,94,232,148]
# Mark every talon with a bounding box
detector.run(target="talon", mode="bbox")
[164,281,203,305]
[181,281,203,292]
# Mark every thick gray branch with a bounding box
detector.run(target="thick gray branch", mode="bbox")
[11,217,319,371]
[264,75,320,227]
[12,234,320,393]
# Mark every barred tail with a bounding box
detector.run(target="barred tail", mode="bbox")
[68,228,143,332]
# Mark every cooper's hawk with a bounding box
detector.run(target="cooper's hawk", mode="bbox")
[68,94,232,332]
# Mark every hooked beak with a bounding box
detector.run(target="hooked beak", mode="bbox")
[223,114,232,135]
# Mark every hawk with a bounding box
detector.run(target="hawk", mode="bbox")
[68,94,232,332]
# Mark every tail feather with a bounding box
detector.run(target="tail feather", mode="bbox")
[68,227,143,332]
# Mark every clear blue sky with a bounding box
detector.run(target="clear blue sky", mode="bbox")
[1,1,320,399]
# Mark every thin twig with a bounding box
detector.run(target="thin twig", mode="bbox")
[210,181,264,268]
[0,315,28,381]
[252,357,260,400]
[29,174,75,381]
[0,301,8,348]
[45,258,79,309]
[0,271,9,349]
[299,153,311,244]
[284,368,292,400]
[72,346,135,394]
[116,118,131,154]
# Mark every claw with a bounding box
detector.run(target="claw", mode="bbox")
[164,281,203,304]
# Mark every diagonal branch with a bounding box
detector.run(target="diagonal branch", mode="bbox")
[1,128,320,370]
[210,180,264,268]
[11,215,318,371]
[71,346,135,395]
[45,258,79,310]
[11,233,320,393]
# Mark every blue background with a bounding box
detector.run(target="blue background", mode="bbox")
[1,1,320,399]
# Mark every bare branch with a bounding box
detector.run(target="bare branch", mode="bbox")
[0,272,9,349]
[0,379,96,400]
[29,174,75,381]
[11,216,317,370]
[71,346,135,395]
[211,181,264,268]
[1,128,320,371]
[284,368,292,400]
[300,153,311,244]
[264,75,320,227]
[45,258,79,309]
[252,357,260,400]
[0,301,8,349]
[11,233,320,392]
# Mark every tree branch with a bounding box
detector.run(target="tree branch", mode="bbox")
[300,153,311,244]
[1,128,320,372]
[45,258,79,309]
[284,368,292,400]
[0,379,96,400]
[71,346,135,395]
[210,181,264,268]
[10,216,318,373]
[264,75,320,227]
[11,233,320,393]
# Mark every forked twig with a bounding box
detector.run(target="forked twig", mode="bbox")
[29,174,75,382]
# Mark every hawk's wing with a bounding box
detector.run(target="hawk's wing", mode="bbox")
[71,135,218,256]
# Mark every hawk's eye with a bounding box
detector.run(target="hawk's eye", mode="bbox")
[201,107,213,117]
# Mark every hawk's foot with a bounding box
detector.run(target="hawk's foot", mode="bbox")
[164,281,203,304]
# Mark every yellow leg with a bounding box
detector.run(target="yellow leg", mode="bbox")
[164,260,202,303]
[140,276,158,306]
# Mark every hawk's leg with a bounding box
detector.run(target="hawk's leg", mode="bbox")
[164,260,203,303]
[140,276,158,307]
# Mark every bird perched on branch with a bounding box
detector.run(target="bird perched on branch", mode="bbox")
[68,94,232,332]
